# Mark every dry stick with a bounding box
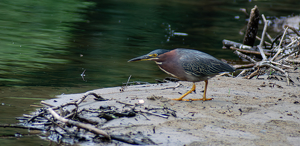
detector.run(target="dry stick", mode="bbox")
[125,75,132,87]
[229,46,271,56]
[237,68,255,77]
[270,61,293,69]
[223,39,272,52]
[257,14,268,61]
[64,112,75,119]
[270,34,283,51]
[138,110,169,119]
[48,108,111,139]
[233,50,257,63]
[256,36,272,46]
[246,68,260,79]
[72,105,79,120]
[233,64,255,69]
[40,101,55,107]
[49,92,105,110]
[223,39,253,50]
[139,113,150,120]
[282,38,298,51]
[116,101,135,106]
[284,25,300,36]
[160,82,182,90]
[42,114,72,134]
[277,27,288,48]
[271,27,289,61]
[28,112,45,122]
[76,92,106,105]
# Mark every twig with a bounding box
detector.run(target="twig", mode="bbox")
[257,14,268,60]
[160,82,182,90]
[64,112,75,119]
[50,92,106,110]
[270,61,293,69]
[40,101,55,107]
[81,69,86,81]
[229,46,271,56]
[270,34,283,51]
[237,68,255,77]
[256,36,272,46]
[234,50,256,63]
[245,68,260,79]
[138,110,169,119]
[28,112,45,122]
[116,101,135,106]
[284,25,300,36]
[125,75,132,87]
[271,27,289,61]
[284,38,298,49]
[72,104,79,120]
[42,114,72,134]
[139,113,150,120]
[223,39,253,50]
[233,64,255,69]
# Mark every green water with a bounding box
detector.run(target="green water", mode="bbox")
[0,0,299,145]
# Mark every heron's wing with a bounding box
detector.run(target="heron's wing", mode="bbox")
[180,52,234,77]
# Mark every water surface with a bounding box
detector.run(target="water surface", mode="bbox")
[0,0,299,145]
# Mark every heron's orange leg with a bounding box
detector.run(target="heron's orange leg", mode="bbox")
[172,82,196,101]
[172,80,212,101]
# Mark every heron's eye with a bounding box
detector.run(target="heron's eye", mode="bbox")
[149,54,158,57]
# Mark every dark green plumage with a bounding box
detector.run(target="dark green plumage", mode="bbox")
[177,49,235,81]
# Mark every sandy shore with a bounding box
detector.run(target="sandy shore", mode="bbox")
[44,69,300,145]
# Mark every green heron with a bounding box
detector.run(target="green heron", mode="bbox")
[128,48,235,101]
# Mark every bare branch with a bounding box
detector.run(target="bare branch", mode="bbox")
[258,14,268,60]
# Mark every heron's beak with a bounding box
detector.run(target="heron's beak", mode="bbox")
[128,55,157,62]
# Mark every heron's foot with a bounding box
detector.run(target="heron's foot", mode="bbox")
[171,98,213,101]
[171,98,184,101]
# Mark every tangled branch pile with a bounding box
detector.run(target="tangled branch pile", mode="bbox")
[4,91,177,145]
[223,5,300,85]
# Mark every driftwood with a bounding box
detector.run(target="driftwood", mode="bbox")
[222,40,272,55]
[223,46,272,56]
[243,5,259,46]
[224,6,300,85]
